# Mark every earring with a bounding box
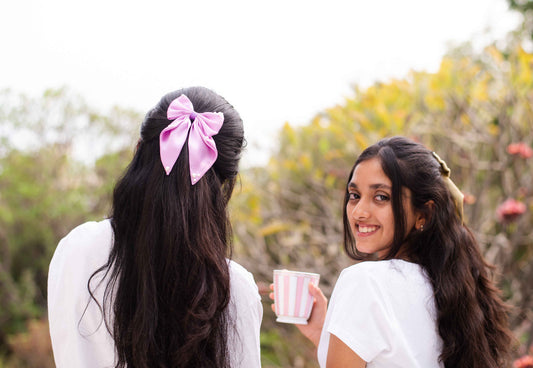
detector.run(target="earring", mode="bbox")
[419,224,424,232]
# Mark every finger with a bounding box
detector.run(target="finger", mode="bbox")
[307,283,328,317]
[269,292,274,300]
[309,283,327,303]
[269,283,274,291]
[271,303,276,313]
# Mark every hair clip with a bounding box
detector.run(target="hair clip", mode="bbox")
[432,152,464,223]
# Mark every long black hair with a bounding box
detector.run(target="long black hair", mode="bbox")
[342,136,514,368]
[89,87,245,368]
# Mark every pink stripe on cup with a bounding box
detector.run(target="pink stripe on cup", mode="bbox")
[293,276,304,317]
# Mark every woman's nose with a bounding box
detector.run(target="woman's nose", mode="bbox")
[351,200,370,220]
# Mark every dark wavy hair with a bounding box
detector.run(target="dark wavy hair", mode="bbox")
[89,87,245,368]
[342,136,514,368]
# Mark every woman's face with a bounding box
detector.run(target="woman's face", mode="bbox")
[346,157,418,258]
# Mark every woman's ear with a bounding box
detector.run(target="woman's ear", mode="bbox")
[415,200,435,231]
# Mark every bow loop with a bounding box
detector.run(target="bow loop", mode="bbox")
[159,95,224,184]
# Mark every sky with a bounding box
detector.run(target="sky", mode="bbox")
[0,0,521,166]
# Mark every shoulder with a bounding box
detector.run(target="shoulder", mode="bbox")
[338,259,425,282]
[228,260,260,300]
[333,260,428,300]
[57,219,112,250]
[61,219,113,244]
[49,219,113,277]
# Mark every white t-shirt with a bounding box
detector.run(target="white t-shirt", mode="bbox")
[48,219,263,368]
[317,260,443,368]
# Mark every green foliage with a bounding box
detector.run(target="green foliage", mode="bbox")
[507,0,533,40]
[0,146,87,347]
[3,318,54,368]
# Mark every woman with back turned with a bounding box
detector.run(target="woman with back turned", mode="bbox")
[48,87,262,368]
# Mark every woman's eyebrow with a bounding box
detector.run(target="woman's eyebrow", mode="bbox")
[348,182,391,190]
[370,184,392,190]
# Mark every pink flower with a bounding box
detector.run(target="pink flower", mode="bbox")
[507,142,533,159]
[513,355,533,368]
[463,193,477,205]
[496,198,527,223]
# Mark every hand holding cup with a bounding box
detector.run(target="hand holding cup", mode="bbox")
[272,269,320,324]
[270,270,328,347]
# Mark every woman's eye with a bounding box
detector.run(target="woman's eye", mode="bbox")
[375,194,390,202]
[348,192,360,200]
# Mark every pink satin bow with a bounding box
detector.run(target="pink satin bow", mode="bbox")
[159,94,224,185]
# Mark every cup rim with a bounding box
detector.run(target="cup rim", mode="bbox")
[273,269,320,278]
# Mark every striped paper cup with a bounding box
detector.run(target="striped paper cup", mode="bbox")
[273,269,320,325]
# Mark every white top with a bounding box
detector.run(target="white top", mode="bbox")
[317,260,443,368]
[48,219,263,368]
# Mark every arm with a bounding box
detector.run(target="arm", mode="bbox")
[326,334,367,368]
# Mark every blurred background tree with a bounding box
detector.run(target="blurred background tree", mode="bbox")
[1,14,533,368]
[507,0,533,40]
[0,88,139,366]
[231,42,533,366]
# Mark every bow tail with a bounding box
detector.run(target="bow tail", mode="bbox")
[187,125,218,185]
[159,118,191,175]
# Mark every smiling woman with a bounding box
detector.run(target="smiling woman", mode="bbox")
[291,136,514,368]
